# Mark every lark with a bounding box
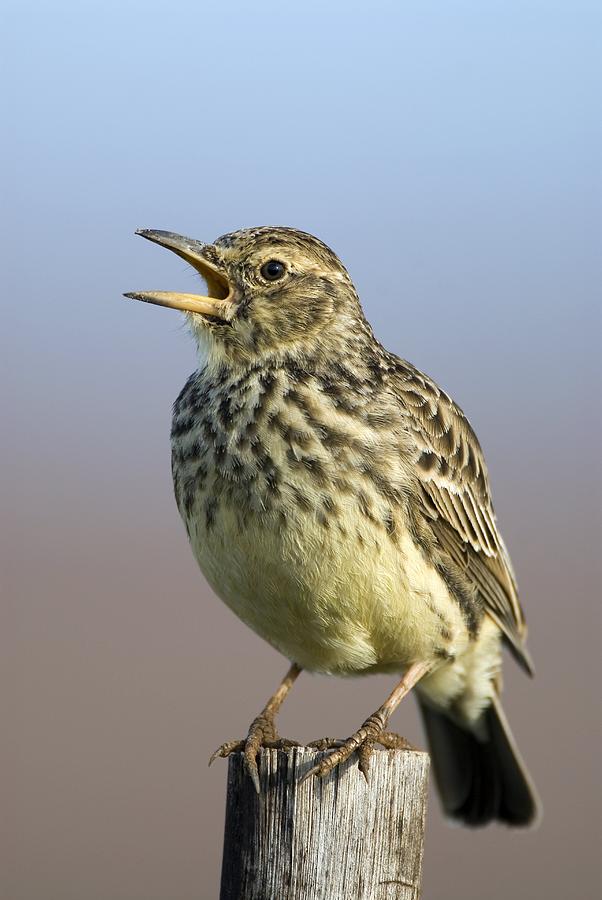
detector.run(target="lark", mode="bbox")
[125,226,539,827]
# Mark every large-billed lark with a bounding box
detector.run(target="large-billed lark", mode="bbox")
[126,226,539,827]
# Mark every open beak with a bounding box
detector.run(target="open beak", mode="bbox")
[124,229,235,322]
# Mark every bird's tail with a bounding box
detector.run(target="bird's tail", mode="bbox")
[418,694,540,827]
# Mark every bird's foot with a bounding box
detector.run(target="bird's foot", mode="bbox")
[307,737,346,751]
[209,713,300,793]
[304,715,416,783]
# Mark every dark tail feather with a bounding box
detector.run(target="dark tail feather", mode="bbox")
[418,695,540,827]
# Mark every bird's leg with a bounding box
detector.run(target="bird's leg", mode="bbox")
[303,660,433,783]
[209,662,302,793]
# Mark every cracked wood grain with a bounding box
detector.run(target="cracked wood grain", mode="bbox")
[219,746,429,900]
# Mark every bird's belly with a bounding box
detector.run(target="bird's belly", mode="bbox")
[186,497,469,675]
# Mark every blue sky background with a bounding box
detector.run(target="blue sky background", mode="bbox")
[3,3,600,899]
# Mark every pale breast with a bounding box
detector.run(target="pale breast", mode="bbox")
[171,363,470,674]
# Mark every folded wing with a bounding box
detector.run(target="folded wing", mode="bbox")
[388,359,533,675]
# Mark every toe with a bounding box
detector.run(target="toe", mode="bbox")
[306,737,344,751]
[265,737,301,750]
[357,739,376,781]
[377,731,417,751]
[303,742,356,782]
[208,739,246,766]
[302,714,389,783]
[301,758,329,783]
[244,745,261,794]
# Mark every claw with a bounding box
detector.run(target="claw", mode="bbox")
[301,741,358,783]
[208,739,245,766]
[357,740,375,781]
[244,750,261,794]
[300,761,323,784]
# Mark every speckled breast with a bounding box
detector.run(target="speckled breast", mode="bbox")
[169,362,464,673]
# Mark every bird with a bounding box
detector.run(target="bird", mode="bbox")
[125,225,540,827]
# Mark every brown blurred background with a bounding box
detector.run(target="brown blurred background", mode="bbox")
[2,2,601,898]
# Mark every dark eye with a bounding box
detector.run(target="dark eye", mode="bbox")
[260,259,286,281]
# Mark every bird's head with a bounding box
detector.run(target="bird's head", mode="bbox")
[125,226,370,364]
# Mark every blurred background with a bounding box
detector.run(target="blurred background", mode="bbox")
[2,1,600,898]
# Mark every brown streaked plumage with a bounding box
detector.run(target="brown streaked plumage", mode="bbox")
[125,225,540,827]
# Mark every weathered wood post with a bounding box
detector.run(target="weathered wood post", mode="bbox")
[219,746,430,900]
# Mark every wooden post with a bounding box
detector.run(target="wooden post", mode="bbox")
[219,746,430,900]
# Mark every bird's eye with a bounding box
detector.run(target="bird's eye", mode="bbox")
[260,260,286,282]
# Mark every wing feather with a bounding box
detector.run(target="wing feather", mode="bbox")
[386,358,532,674]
